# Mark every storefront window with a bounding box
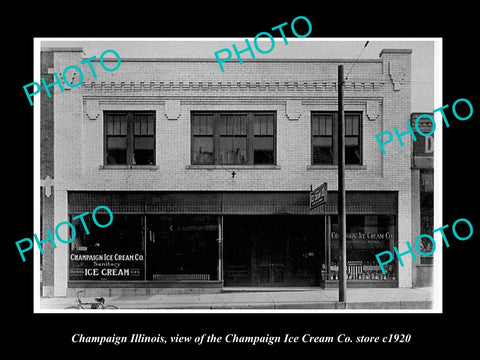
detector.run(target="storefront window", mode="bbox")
[69,214,145,281]
[328,215,397,281]
[146,215,219,281]
[69,213,220,282]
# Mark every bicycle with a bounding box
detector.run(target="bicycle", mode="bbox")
[65,290,119,309]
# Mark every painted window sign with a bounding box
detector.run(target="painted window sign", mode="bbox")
[69,213,144,280]
[69,252,144,280]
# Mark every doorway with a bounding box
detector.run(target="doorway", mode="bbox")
[223,215,324,287]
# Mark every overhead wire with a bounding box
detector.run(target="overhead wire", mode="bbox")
[345,41,370,82]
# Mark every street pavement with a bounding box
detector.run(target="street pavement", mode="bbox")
[38,287,435,310]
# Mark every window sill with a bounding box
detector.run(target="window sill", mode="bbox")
[186,165,281,170]
[307,165,367,170]
[99,165,159,170]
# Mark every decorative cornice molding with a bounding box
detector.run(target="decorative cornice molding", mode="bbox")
[302,97,383,121]
[82,80,385,93]
[82,96,383,122]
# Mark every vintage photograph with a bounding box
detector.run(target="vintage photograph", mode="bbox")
[33,38,440,312]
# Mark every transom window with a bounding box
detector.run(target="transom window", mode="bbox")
[191,111,276,165]
[104,111,155,165]
[311,112,362,165]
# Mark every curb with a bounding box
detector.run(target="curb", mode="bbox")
[39,300,433,310]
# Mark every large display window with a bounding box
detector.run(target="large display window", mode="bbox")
[69,214,219,282]
[69,214,145,281]
[145,215,219,281]
[326,215,397,282]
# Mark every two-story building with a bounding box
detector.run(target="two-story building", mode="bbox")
[39,45,418,297]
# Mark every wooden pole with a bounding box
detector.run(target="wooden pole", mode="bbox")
[338,65,347,302]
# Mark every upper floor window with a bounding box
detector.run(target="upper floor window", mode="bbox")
[104,111,155,165]
[191,111,276,165]
[311,112,362,165]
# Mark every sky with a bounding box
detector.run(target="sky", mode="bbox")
[39,38,439,112]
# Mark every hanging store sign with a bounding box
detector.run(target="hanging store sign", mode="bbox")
[310,182,327,210]
[69,251,144,281]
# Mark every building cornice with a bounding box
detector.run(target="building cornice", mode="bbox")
[81,80,385,92]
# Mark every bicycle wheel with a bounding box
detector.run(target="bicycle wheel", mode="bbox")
[65,305,84,309]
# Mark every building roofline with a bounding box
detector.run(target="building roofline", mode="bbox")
[379,48,412,56]
[91,57,384,63]
[41,47,84,52]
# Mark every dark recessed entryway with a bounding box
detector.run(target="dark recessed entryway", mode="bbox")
[223,215,324,287]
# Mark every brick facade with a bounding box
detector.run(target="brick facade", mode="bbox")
[42,47,415,296]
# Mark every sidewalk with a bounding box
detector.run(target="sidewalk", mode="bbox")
[39,287,435,310]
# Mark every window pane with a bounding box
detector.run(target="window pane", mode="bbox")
[193,115,214,135]
[253,135,274,164]
[220,116,230,135]
[207,116,214,135]
[345,115,360,136]
[192,116,201,135]
[134,136,154,150]
[345,116,352,135]
[113,119,120,134]
[134,116,154,136]
[345,137,358,146]
[107,136,127,149]
[319,116,326,135]
[254,150,274,164]
[107,119,114,134]
[134,120,141,135]
[313,137,332,146]
[233,115,247,135]
[312,115,333,136]
[220,115,247,135]
[220,136,247,164]
[134,149,154,165]
[147,117,154,135]
[312,117,319,136]
[120,119,127,135]
[254,115,274,135]
[254,136,274,150]
[346,146,361,164]
[325,116,332,135]
[192,137,214,164]
[106,136,127,164]
[313,147,333,164]
[352,115,359,135]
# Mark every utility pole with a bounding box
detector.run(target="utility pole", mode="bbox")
[338,65,347,303]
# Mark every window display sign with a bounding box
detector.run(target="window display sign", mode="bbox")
[328,215,397,281]
[331,231,393,249]
[69,251,144,280]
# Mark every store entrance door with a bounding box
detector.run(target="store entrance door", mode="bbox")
[255,226,287,286]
